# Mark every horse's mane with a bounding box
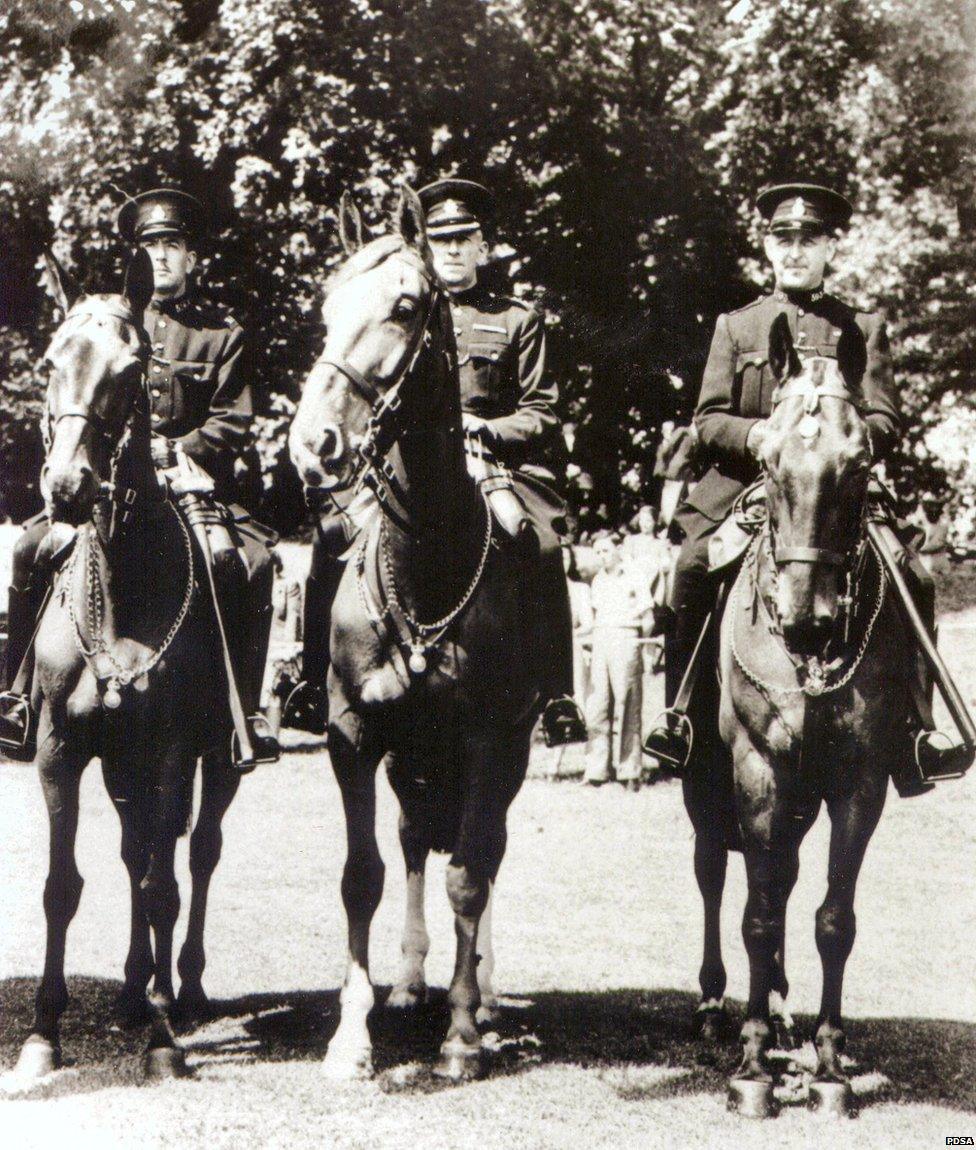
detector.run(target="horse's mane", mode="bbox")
[326,234,437,293]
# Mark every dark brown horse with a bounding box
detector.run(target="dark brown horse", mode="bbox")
[289,188,541,1080]
[9,254,265,1084]
[694,314,916,1116]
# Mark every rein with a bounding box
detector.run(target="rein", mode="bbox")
[731,529,886,698]
[46,298,192,706]
[736,363,882,697]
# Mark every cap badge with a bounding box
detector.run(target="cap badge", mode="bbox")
[791,198,807,220]
[150,205,169,222]
[441,199,460,216]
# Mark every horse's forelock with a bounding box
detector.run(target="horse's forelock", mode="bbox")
[325,234,435,296]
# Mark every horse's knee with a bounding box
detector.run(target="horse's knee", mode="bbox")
[141,872,180,931]
[445,863,488,921]
[694,835,727,895]
[189,823,223,880]
[742,906,779,961]
[43,866,83,922]
[815,900,855,960]
[341,848,384,915]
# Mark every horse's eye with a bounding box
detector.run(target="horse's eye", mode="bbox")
[392,301,418,323]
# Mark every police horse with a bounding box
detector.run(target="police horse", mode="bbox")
[683,314,970,1116]
[289,188,543,1080]
[8,253,270,1083]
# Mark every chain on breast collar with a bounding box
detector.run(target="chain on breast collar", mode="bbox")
[367,490,493,675]
[66,499,195,708]
[730,533,887,698]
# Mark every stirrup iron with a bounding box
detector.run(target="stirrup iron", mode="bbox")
[643,709,694,775]
[914,729,974,782]
[231,713,281,772]
[0,692,36,762]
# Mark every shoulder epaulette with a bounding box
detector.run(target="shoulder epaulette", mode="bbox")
[727,295,767,317]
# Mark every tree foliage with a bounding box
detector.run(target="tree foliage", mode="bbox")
[1,0,974,540]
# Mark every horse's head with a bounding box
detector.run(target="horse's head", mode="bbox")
[759,313,873,656]
[39,252,153,525]
[289,186,440,493]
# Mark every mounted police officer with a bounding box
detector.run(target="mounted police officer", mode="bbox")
[283,178,587,745]
[644,181,959,794]
[1,188,276,764]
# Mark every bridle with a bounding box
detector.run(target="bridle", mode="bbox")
[42,299,154,536]
[765,370,869,572]
[312,254,445,531]
[739,361,882,692]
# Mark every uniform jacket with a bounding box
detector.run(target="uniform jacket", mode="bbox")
[687,289,900,522]
[144,292,251,501]
[449,282,561,477]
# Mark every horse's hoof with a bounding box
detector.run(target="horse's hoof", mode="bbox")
[175,986,211,1026]
[435,1039,485,1082]
[808,1079,855,1118]
[322,1044,373,1081]
[727,1077,778,1119]
[13,1036,61,1080]
[115,991,153,1029]
[770,1017,796,1051]
[697,1008,727,1044]
[144,1045,189,1080]
[475,1002,501,1029]
[387,983,427,1010]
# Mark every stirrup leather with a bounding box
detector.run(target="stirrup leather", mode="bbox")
[0,692,36,761]
[643,710,694,775]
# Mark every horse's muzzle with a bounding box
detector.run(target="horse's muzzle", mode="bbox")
[288,423,350,492]
[41,461,99,526]
[781,613,834,658]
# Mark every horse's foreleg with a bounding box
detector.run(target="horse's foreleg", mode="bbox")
[16,729,87,1080]
[323,729,384,1081]
[738,833,801,1082]
[140,745,194,1078]
[693,830,728,1041]
[110,782,153,1026]
[388,809,430,1009]
[439,859,490,1079]
[769,852,799,1050]
[814,786,884,1085]
[176,749,241,1020]
[475,881,498,1027]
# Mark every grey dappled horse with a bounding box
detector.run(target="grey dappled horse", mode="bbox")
[289,188,543,1080]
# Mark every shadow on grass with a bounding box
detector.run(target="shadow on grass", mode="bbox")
[2,975,975,1111]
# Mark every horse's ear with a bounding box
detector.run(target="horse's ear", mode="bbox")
[122,248,155,316]
[394,184,428,250]
[768,311,801,381]
[836,322,868,390]
[338,191,364,255]
[41,252,80,317]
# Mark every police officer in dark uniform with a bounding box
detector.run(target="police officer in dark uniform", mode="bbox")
[283,179,587,745]
[645,181,952,793]
[1,188,275,759]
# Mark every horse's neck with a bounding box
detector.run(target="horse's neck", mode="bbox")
[383,323,482,620]
[92,415,163,555]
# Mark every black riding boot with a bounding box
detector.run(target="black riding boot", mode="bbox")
[281,543,346,734]
[532,547,586,747]
[0,583,44,759]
